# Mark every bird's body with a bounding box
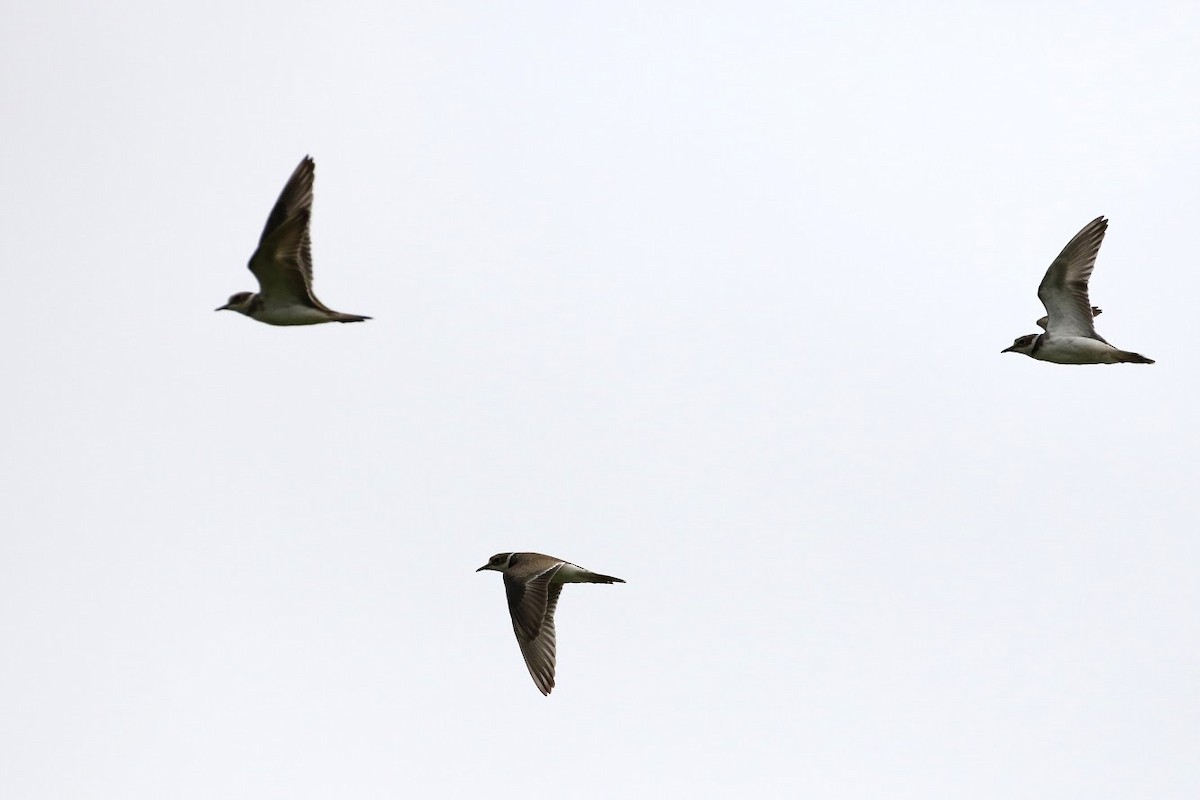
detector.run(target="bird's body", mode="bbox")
[477,552,623,696]
[217,156,370,325]
[1003,216,1152,364]
[1019,333,1151,365]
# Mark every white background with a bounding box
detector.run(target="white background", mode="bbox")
[2,2,1197,797]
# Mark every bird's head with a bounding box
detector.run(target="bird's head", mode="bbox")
[1002,333,1038,356]
[216,292,254,313]
[476,553,513,572]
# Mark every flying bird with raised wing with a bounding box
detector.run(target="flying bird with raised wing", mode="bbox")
[477,552,624,696]
[1002,216,1152,364]
[217,156,371,325]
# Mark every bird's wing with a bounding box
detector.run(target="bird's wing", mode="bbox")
[1037,217,1109,341]
[504,565,563,695]
[517,583,561,696]
[247,156,328,309]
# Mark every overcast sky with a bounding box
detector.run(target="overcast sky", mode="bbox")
[2,1,1198,797]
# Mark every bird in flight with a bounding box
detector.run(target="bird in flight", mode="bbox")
[1002,216,1152,364]
[477,552,624,695]
[217,156,371,325]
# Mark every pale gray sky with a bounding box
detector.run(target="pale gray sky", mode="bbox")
[2,1,1198,797]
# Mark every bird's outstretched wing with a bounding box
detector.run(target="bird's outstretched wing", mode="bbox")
[504,564,564,695]
[1037,216,1109,341]
[247,156,330,310]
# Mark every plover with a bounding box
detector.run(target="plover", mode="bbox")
[216,156,370,325]
[1002,216,1152,364]
[477,552,624,696]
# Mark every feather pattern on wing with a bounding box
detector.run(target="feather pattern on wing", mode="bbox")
[1037,216,1109,341]
[514,583,562,696]
[247,156,335,311]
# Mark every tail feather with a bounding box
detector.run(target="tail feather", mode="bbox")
[1118,351,1155,364]
[333,313,372,323]
[583,572,625,584]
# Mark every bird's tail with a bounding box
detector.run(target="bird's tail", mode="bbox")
[333,313,372,323]
[582,572,625,584]
[1117,350,1155,364]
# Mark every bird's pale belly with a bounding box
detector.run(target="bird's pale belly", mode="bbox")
[1035,336,1123,364]
[252,305,339,326]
